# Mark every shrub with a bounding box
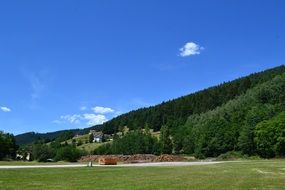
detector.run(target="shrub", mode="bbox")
[216,151,245,161]
[54,145,84,162]
[77,140,83,146]
[32,143,55,162]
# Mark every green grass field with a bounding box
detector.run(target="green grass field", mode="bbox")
[1,160,285,190]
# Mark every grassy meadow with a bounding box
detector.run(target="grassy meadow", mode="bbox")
[0,160,285,190]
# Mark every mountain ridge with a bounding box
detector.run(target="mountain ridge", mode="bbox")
[15,65,285,145]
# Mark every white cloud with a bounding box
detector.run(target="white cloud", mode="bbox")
[1,107,11,112]
[92,106,114,114]
[54,105,116,127]
[55,113,108,126]
[179,42,204,57]
[83,114,107,126]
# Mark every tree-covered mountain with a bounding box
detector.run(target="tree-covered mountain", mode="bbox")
[15,65,285,147]
[98,65,285,134]
[91,66,285,158]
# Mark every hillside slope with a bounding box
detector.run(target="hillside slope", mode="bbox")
[15,65,285,145]
[98,65,285,134]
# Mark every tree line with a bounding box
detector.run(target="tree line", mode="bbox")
[172,72,285,158]
[93,126,172,155]
[19,136,86,162]
[0,131,17,160]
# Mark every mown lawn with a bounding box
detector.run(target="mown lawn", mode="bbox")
[0,160,285,190]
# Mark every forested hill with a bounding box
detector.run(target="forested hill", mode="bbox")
[98,65,285,134]
[94,66,285,158]
[15,65,285,145]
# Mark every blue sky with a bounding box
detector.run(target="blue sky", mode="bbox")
[0,0,284,135]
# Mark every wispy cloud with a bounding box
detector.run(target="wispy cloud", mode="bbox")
[179,42,204,57]
[21,68,52,109]
[92,106,114,114]
[60,114,82,124]
[1,106,11,112]
[80,106,87,111]
[30,74,45,100]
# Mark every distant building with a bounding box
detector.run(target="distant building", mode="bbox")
[16,152,32,161]
[16,153,23,160]
[89,130,114,142]
[90,130,103,142]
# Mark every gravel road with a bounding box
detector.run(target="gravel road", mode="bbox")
[0,161,223,169]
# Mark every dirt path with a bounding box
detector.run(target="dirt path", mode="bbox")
[118,161,223,167]
[0,161,224,169]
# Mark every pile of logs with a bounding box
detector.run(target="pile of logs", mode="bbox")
[80,154,187,163]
